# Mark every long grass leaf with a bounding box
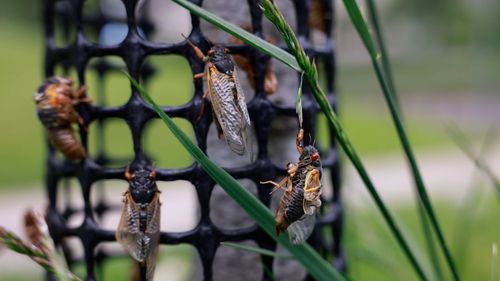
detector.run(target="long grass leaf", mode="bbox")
[447,126,500,197]
[341,1,460,280]
[171,0,300,72]
[220,242,292,259]
[364,1,444,278]
[125,73,346,281]
[365,0,397,105]
[452,128,496,275]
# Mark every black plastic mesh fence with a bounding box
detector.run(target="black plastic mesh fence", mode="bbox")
[41,0,344,280]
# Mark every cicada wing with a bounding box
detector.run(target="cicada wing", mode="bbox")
[232,68,251,126]
[116,193,145,262]
[234,68,256,160]
[303,199,322,216]
[116,191,162,274]
[207,68,248,155]
[287,214,316,245]
[144,192,161,281]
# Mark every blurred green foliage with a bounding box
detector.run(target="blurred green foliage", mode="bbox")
[345,194,499,281]
[390,0,500,46]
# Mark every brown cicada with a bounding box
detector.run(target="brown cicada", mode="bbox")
[229,25,278,96]
[186,39,251,155]
[34,76,90,160]
[116,166,161,281]
[262,129,322,244]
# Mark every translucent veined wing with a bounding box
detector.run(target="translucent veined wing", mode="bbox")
[116,192,161,281]
[232,68,251,126]
[145,192,161,281]
[287,214,316,245]
[207,66,249,155]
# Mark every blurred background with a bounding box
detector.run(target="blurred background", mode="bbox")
[0,0,498,280]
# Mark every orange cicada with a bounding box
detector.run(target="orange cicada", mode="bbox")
[34,77,90,160]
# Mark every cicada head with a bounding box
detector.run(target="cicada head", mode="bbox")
[125,168,158,205]
[299,145,321,168]
[209,45,234,75]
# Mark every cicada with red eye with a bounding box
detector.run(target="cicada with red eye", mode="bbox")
[116,166,161,281]
[186,39,251,156]
[261,129,323,244]
[34,76,90,160]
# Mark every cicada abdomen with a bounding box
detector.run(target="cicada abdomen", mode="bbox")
[186,40,252,155]
[116,167,161,281]
[34,76,89,160]
[262,129,323,244]
[46,128,86,160]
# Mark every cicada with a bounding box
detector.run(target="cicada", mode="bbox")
[116,166,161,281]
[262,129,322,244]
[34,76,90,160]
[229,25,278,96]
[186,39,251,155]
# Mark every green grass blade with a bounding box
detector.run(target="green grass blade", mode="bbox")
[452,129,496,275]
[341,1,460,280]
[125,73,347,281]
[171,0,300,72]
[447,126,500,197]
[417,199,445,281]
[365,0,397,105]
[263,263,278,281]
[220,242,293,259]
[364,2,442,278]
[342,0,379,60]
[296,72,304,128]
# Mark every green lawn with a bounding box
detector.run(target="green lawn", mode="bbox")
[345,190,499,281]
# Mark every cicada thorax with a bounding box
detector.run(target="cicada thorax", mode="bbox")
[117,167,161,281]
[34,77,88,160]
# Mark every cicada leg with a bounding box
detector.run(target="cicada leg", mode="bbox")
[261,176,292,194]
[73,85,91,104]
[196,90,210,122]
[286,162,298,177]
[303,169,322,215]
[304,169,321,194]
[194,72,207,80]
[296,129,305,154]
[183,35,209,62]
